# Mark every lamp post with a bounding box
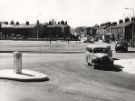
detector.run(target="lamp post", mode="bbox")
[125,8,135,47]
[36,13,41,40]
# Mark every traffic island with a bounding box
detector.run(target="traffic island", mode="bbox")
[0,51,49,82]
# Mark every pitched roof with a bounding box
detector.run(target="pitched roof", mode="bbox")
[96,25,109,30]
[1,24,36,29]
[1,24,15,28]
[107,21,134,29]
[106,25,116,29]
[13,24,36,28]
[47,24,69,28]
[114,21,132,28]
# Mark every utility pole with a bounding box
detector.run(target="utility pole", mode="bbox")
[36,13,41,41]
[36,20,39,40]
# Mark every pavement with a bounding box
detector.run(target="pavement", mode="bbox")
[114,58,135,74]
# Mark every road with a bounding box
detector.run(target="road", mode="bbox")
[0,40,135,101]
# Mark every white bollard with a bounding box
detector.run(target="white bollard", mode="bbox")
[14,51,22,74]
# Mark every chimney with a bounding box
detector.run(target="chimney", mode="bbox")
[58,22,60,24]
[10,20,14,25]
[100,23,104,26]
[107,22,111,26]
[65,21,67,25]
[5,22,8,25]
[104,23,108,26]
[16,22,19,25]
[26,21,29,25]
[119,19,123,24]
[112,22,117,26]
[125,17,130,23]
[131,17,135,22]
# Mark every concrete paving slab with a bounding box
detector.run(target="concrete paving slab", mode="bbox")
[0,69,48,82]
[114,59,135,74]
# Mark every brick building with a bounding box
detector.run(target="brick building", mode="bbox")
[1,22,37,39]
[43,21,71,40]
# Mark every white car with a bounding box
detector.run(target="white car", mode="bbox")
[86,44,113,69]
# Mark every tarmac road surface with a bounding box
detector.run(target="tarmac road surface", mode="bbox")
[0,53,135,101]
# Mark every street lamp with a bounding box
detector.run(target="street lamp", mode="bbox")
[125,7,135,47]
[36,13,41,40]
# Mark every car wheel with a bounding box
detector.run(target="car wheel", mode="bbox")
[88,63,91,66]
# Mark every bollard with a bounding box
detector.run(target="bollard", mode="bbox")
[14,51,22,74]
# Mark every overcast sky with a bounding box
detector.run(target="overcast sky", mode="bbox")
[0,0,135,27]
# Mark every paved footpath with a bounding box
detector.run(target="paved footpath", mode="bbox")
[114,58,135,74]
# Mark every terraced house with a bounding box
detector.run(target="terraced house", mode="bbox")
[106,18,135,42]
[0,21,38,39]
[43,20,71,40]
[0,20,71,40]
[96,18,135,42]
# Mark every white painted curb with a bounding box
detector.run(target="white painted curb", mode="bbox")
[0,69,48,81]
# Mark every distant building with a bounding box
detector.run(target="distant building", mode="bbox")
[43,21,71,39]
[0,20,71,40]
[96,25,108,39]
[12,24,37,39]
[0,23,2,39]
[87,26,97,37]
[106,20,135,42]
[1,24,15,39]
[74,27,87,40]
[1,22,38,39]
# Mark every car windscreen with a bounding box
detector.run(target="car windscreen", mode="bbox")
[93,48,108,53]
[117,41,127,45]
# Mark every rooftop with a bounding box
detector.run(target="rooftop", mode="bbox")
[47,24,70,28]
[106,21,135,29]
[1,24,15,28]
[1,24,36,29]
[13,24,36,29]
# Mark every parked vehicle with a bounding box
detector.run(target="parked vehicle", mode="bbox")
[115,41,128,52]
[94,37,98,41]
[84,38,94,43]
[86,44,113,69]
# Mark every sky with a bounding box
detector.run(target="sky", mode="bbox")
[0,0,135,27]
